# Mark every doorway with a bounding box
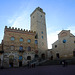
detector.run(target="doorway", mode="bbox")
[41,54,45,60]
[35,54,39,59]
[27,56,31,60]
[56,53,59,58]
[9,55,14,67]
[19,61,22,67]
[73,51,75,57]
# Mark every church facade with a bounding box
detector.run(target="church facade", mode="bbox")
[52,30,75,59]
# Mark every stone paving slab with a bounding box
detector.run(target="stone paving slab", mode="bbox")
[0,65,75,75]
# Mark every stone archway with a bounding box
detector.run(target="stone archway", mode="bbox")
[27,56,31,60]
[56,53,60,58]
[35,54,39,59]
[19,56,23,67]
[41,54,45,60]
[9,55,14,67]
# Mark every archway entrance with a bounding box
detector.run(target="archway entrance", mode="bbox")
[56,53,60,58]
[73,51,75,57]
[35,54,38,58]
[35,54,39,59]
[41,54,45,60]
[27,56,31,60]
[19,56,22,67]
[9,55,14,67]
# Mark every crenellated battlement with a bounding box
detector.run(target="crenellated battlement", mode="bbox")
[5,26,36,34]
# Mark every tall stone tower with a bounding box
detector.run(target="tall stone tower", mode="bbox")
[30,7,48,58]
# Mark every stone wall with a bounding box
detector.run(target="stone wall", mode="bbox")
[52,30,75,59]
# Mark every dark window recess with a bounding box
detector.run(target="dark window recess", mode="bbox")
[19,46,23,51]
[35,40,38,44]
[73,51,75,57]
[63,39,66,43]
[35,34,38,39]
[56,53,59,58]
[55,45,57,48]
[27,56,31,60]
[33,16,34,18]
[41,15,42,17]
[42,36,43,39]
[74,41,75,43]
[35,54,39,58]
[27,46,31,51]
[41,31,43,34]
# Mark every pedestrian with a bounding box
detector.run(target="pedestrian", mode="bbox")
[65,61,68,67]
[27,61,30,68]
[32,64,33,68]
[34,63,35,68]
[62,60,66,67]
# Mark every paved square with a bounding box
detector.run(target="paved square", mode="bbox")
[0,65,75,75]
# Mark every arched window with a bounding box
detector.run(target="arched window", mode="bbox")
[28,39,31,43]
[35,40,38,44]
[27,56,31,60]
[63,39,66,43]
[55,45,57,48]
[41,54,45,59]
[19,46,23,51]
[41,31,43,34]
[35,54,39,58]
[11,45,15,50]
[11,37,15,41]
[19,56,22,60]
[42,36,43,39]
[20,38,23,42]
[27,46,31,51]
[35,34,38,39]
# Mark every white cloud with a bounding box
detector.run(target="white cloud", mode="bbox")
[47,25,75,49]
[7,10,30,30]
[7,0,37,30]
[47,30,61,49]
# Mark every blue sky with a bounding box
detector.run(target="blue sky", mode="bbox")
[0,0,75,49]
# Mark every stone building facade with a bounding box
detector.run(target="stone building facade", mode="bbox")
[30,7,48,58]
[0,26,38,67]
[0,7,48,67]
[52,30,75,59]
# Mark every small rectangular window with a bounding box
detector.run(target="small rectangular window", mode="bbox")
[42,36,43,39]
[35,34,38,39]
[11,46,15,50]
[41,31,43,34]
[35,40,38,44]
[55,45,57,48]
[11,37,15,41]
[20,38,23,42]
[19,46,23,51]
